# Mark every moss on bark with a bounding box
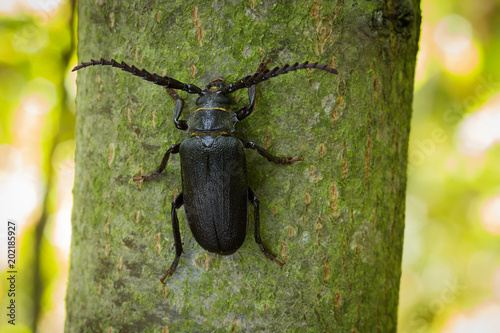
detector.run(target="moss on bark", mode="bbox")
[66,0,420,332]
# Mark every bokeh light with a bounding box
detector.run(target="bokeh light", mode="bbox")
[442,300,500,333]
[459,93,500,155]
[434,15,480,75]
[481,195,500,235]
[0,145,41,238]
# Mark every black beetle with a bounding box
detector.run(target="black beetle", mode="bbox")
[72,58,337,283]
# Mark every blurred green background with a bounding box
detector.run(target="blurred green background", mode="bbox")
[0,0,499,332]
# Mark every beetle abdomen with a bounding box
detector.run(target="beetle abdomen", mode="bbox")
[180,135,248,254]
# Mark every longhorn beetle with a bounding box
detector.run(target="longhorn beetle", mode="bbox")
[72,58,337,283]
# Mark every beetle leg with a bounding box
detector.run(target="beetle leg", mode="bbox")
[133,143,181,182]
[235,59,270,121]
[160,192,184,284]
[240,139,302,164]
[166,88,188,130]
[235,85,257,121]
[248,188,284,268]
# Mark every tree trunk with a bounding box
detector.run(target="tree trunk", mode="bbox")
[66,0,420,332]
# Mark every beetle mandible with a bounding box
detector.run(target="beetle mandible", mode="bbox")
[72,58,338,283]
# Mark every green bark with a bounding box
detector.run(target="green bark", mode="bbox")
[66,0,420,332]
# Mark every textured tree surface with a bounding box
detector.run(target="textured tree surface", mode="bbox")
[66,1,420,332]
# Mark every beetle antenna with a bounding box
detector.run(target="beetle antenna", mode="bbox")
[222,61,338,94]
[72,58,203,95]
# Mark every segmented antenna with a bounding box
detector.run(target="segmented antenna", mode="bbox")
[222,61,338,94]
[72,58,203,95]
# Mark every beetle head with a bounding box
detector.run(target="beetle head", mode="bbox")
[205,78,226,91]
[195,78,232,107]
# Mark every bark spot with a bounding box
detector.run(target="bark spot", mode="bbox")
[373,76,380,104]
[373,75,380,93]
[365,134,372,180]
[341,142,348,179]
[126,107,131,124]
[197,28,204,47]
[135,169,143,186]
[280,240,287,258]
[309,0,333,56]
[305,191,311,205]
[163,325,169,333]
[331,95,343,123]
[203,253,210,271]
[105,243,110,258]
[150,111,155,128]
[191,64,196,77]
[97,284,101,295]
[316,27,329,56]
[192,7,204,46]
[105,216,109,234]
[319,143,325,158]
[135,211,140,224]
[324,261,330,281]
[192,7,198,24]
[118,256,122,270]
[156,10,161,23]
[329,54,337,70]
[109,12,115,29]
[108,143,114,168]
[264,126,271,149]
[309,0,319,22]
[334,291,342,309]
[330,182,339,217]
[342,240,347,274]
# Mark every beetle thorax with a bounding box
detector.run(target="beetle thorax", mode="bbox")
[187,108,237,134]
[187,81,237,134]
